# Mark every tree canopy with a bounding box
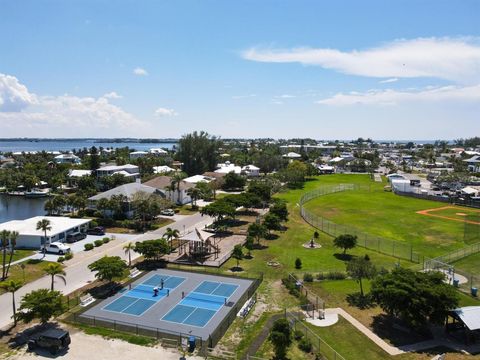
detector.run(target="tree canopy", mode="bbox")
[370,268,459,330]
[88,256,127,283]
[269,318,292,359]
[17,289,66,324]
[134,238,170,261]
[176,131,222,176]
[346,256,376,296]
[333,234,358,254]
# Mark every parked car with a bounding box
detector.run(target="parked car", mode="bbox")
[66,232,87,243]
[160,209,175,216]
[28,329,71,354]
[43,242,71,255]
[86,226,105,236]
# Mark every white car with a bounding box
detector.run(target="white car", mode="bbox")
[43,242,71,255]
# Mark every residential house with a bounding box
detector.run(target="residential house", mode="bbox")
[153,165,175,174]
[96,164,140,179]
[241,165,260,177]
[67,169,92,187]
[143,176,193,205]
[464,155,480,172]
[215,161,242,174]
[54,153,81,164]
[129,151,149,159]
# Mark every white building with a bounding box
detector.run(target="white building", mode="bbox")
[144,176,193,205]
[96,164,140,179]
[183,175,213,184]
[153,165,175,174]
[283,152,302,159]
[129,151,149,159]
[54,154,81,164]
[215,161,242,174]
[150,148,168,156]
[0,216,91,249]
[241,165,260,177]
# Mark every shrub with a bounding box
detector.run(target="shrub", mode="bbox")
[64,252,74,260]
[57,256,65,263]
[303,273,314,282]
[295,258,302,269]
[316,271,346,280]
[294,329,304,340]
[90,219,99,228]
[94,240,103,247]
[102,237,110,244]
[84,243,94,251]
[298,338,313,353]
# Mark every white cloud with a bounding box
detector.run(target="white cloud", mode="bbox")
[0,73,37,111]
[242,37,480,83]
[316,84,480,106]
[379,78,398,84]
[276,94,296,98]
[154,107,178,117]
[102,91,122,99]
[0,73,146,135]
[232,94,256,99]
[133,67,148,76]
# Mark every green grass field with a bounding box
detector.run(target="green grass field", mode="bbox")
[452,252,480,276]
[302,175,470,258]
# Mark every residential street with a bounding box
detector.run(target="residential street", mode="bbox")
[0,213,213,329]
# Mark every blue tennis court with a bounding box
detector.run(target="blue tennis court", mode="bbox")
[162,280,239,327]
[103,274,185,316]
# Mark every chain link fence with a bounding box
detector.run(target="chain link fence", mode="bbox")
[299,184,423,263]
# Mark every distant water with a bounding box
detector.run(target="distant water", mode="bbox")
[0,140,177,153]
[0,195,47,223]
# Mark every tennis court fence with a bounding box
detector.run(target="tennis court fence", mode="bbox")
[299,183,423,263]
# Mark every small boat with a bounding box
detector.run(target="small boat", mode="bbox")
[25,189,50,198]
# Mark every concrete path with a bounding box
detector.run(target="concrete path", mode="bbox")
[0,213,213,329]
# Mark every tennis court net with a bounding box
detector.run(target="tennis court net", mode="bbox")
[186,292,226,305]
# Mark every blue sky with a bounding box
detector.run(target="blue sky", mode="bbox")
[0,0,479,139]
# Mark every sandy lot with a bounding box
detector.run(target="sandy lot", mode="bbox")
[4,331,204,360]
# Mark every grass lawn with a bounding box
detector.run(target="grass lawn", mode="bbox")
[174,205,199,215]
[0,249,34,264]
[0,259,61,293]
[452,252,480,276]
[302,175,469,258]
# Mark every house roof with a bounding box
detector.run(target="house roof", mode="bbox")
[242,164,260,171]
[153,165,175,174]
[283,152,301,158]
[68,169,92,177]
[0,216,91,237]
[451,306,480,331]
[89,182,162,201]
[183,175,213,184]
[97,164,139,171]
[143,176,194,191]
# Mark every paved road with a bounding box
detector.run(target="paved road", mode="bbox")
[0,213,212,329]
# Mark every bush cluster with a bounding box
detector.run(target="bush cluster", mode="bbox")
[303,273,314,282]
[84,243,94,251]
[281,277,308,304]
[298,337,313,353]
[316,271,346,280]
[64,252,74,260]
[94,240,103,247]
[57,256,65,263]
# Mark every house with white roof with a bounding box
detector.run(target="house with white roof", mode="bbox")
[0,216,91,249]
[54,153,81,164]
[464,155,480,172]
[283,152,302,159]
[150,148,168,156]
[96,164,140,179]
[183,175,214,184]
[153,165,175,174]
[129,151,149,159]
[241,165,260,177]
[215,161,242,174]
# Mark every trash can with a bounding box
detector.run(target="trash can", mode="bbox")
[188,336,196,352]
[453,279,459,288]
[471,287,478,297]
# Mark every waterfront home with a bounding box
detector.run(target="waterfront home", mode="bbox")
[96,164,140,179]
[88,182,165,218]
[54,153,81,164]
[143,176,193,205]
[67,169,92,187]
[129,151,149,159]
[0,216,91,249]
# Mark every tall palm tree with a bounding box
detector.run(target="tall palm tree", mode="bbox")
[1,230,10,280]
[164,227,180,252]
[0,280,23,326]
[4,231,18,279]
[171,172,186,205]
[44,263,66,291]
[36,219,52,247]
[123,242,135,267]
[187,187,201,208]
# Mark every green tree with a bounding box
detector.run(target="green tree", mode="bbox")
[123,242,135,267]
[164,228,180,252]
[134,239,170,261]
[247,223,267,246]
[263,213,282,234]
[232,244,243,269]
[200,201,236,222]
[187,187,201,207]
[222,172,246,190]
[88,256,127,284]
[176,131,222,176]
[1,230,10,280]
[346,257,376,296]
[295,257,302,269]
[333,234,357,255]
[269,318,292,359]
[4,231,19,278]
[245,235,254,257]
[0,280,23,326]
[269,200,288,222]
[370,268,459,330]
[36,219,52,246]
[17,289,66,324]
[44,263,66,291]
[247,180,272,203]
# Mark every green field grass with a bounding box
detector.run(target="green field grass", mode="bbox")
[302,175,469,258]
[452,252,480,276]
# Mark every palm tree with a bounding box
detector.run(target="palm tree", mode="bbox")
[164,227,180,252]
[123,242,135,267]
[36,219,52,248]
[1,230,10,280]
[187,187,201,208]
[0,280,23,326]
[4,231,18,279]
[44,263,66,291]
[171,172,186,205]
